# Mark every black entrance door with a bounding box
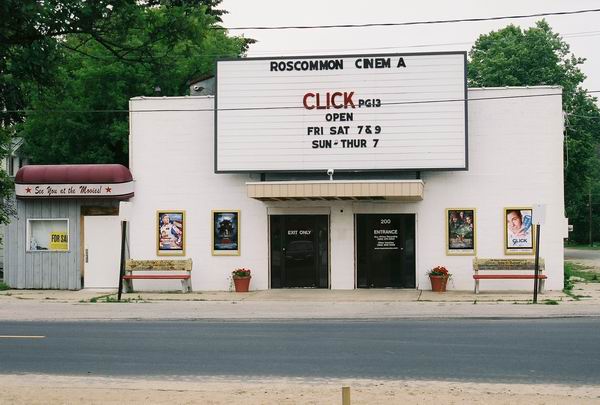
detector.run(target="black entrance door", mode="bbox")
[270,215,328,288]
[356,214,415,288]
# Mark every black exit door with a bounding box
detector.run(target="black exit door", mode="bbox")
[270,215,329,288]
[356,214,416,288]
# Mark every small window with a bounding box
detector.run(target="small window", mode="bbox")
[27,219,70,252]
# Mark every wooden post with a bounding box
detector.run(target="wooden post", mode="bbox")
[117,221,127,301]
[342,386,351,405]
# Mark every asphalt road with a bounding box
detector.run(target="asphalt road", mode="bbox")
[565,247,600,261]
[1,319,599,384]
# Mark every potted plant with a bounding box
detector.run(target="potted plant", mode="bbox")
[231,268,251,292]
[428,266,451,292]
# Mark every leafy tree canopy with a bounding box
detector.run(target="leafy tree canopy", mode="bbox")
[6,1,250,166]
[1,0,220,125]
[468,21,585,95]
[0,0,250,227]
[468,20,600,243]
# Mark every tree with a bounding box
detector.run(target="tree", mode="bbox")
[1,0,230,127]
[0,0,250,226]
[2,1,250,166]
[468,20,600,243]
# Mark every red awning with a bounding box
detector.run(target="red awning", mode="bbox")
[15,164,134,199]
[15,164,132,184]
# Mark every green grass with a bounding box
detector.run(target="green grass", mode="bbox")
[89,294,145,303]
[564,261,600,293]
[564,262,576,291]
[0,281,10,291]
[573,271,600,282]
[566,262,600,282]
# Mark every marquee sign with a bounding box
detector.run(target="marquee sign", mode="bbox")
[16,182,134,199]
[215,51,467,172]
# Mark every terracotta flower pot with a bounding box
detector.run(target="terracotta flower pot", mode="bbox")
[429,275,448,292]
[233,276,251,292]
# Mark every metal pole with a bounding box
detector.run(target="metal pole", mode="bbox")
[117,221,127,301]
[590,187,593,247]
[533,224,541,304]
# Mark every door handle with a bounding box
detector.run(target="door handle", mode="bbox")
[85,249,89,263]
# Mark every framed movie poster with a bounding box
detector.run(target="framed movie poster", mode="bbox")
[504,207,534,255]
[446,208,476,255]
[212,210,240,256]
[157,210,185,256]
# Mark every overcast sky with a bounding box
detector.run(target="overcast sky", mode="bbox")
[220,0,600,94]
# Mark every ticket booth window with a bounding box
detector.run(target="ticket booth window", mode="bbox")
[27,219,69,252]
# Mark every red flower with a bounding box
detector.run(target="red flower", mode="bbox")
[232,268,251,278]
[428,266,451,277]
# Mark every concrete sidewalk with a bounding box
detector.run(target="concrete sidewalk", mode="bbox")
[1,283,599,321]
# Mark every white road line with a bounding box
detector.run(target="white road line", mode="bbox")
[0,336,46,339]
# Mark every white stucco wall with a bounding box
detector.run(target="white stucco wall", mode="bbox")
[129,96,269,291]
[418,87,565,290]
[128,86,565,291]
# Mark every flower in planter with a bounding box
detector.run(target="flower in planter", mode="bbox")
[428,266,451,292]
[232,268,251,278]
[428,266,451,278]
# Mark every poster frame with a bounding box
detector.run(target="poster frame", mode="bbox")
[504,207,535,255]
[445,208,476,256]
[156,210,186,256]
[212,210,241,256]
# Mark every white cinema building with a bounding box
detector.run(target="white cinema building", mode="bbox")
[127,51,566,292]
[7,51,566,292]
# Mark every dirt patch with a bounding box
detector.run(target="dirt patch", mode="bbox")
[0,375,599,404]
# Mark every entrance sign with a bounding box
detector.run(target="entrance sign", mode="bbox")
[373,223,399,250]
[216,52,467,172]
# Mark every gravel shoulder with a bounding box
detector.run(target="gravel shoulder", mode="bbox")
[1,375,599,405]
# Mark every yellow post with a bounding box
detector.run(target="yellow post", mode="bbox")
[342,386,351,405]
